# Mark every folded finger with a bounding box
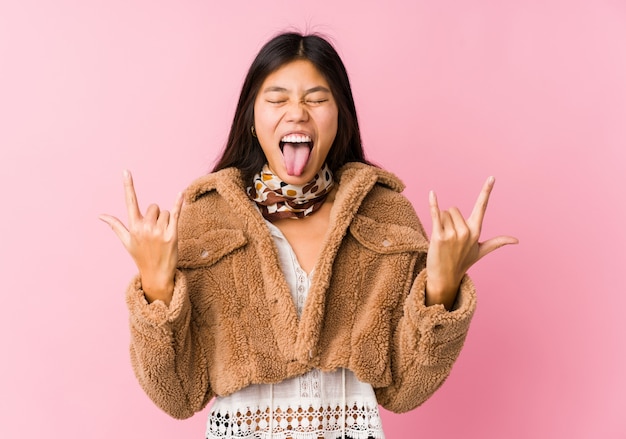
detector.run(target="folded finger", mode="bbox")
[448,207,470,237]
[157,210,170,229]
[144,203,161,224]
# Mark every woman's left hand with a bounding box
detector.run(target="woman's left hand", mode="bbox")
[425,176,518,310]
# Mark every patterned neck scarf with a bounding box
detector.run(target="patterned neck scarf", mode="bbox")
[248,163,334,221]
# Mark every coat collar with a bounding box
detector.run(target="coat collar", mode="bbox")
[183,162,406,205]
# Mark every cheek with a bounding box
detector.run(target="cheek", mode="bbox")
[254,117,279,159]
[254,107,280,137]
[253,102,263,130]
[320,112,339,142]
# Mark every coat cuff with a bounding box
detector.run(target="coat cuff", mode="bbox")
[125,270,189,331]
[405,269,477,365]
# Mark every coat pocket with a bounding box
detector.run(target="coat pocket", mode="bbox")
[178,229,248,269]
[349,214,429,254]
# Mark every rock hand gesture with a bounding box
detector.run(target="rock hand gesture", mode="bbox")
[425,176,518,310]
[99,170,184,306]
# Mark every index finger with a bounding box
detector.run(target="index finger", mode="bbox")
[123,170,142,222]
[429,190,443,233]
[468,176,495,227]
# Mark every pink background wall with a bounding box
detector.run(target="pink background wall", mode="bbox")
[1,1,624,438]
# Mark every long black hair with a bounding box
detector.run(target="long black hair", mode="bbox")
[212,32,370,185]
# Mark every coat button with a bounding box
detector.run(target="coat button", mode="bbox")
[200,250,209,258]
[382,239,391,247]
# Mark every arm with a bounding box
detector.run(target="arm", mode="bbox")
[100,170,211,418]
[125,270,213,419]
[424,176,518,310]
[377,177,516,412]
[375,268,476,413]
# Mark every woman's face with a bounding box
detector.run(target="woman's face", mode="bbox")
[253,59,338,184]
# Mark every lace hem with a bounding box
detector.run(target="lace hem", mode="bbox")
[206,403,384,439]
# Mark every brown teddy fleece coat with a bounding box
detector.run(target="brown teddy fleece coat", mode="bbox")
[125,162,477,420]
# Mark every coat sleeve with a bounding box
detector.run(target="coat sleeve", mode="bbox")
[374,268,477,413]
[125,269,213,419]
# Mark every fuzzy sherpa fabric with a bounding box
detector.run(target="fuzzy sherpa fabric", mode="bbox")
[125,162,477,419]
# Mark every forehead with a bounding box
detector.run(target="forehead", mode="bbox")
[260,59,330,90]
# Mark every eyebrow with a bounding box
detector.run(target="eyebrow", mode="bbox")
[262,85,331,95]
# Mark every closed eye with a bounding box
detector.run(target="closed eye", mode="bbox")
[305,99,329,105]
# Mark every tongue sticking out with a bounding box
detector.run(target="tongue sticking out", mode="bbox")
[282,142,311,176]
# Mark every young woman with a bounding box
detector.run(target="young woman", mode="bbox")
[100,32,517,439]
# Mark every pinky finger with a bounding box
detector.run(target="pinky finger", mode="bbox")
[168,192,185,232]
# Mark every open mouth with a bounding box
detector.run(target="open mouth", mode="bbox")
[279,134,313,150]
[280,134,313,176]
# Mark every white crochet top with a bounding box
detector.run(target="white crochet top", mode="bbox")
[205,220,385,439]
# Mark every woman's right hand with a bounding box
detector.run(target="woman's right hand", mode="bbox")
[99,170,184,305]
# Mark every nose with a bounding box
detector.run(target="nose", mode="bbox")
[284,100,309,123]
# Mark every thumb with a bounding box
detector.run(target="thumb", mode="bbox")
[98,214,131,249]
[477,235,519,260]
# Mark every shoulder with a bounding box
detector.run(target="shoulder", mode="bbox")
[336,162,405,192]
[182,167,245,204]
[177,167,249,238]
[337,162,424,231]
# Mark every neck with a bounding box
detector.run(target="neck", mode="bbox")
[248,163,334,221]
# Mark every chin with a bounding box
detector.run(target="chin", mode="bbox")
[282,173,312,185]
